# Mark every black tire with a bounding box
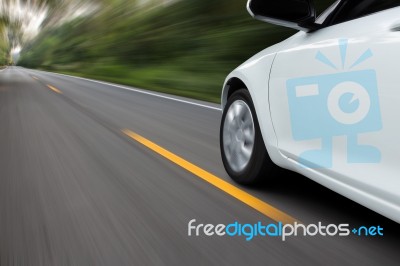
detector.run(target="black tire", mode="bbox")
[220,89,274,185]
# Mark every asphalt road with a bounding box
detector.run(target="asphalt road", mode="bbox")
[0,66,399,265]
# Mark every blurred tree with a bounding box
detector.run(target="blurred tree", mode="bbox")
[18,0,336,101]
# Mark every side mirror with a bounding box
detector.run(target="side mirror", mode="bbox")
[247,0,318,32]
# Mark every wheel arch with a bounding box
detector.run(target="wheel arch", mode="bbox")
[220,71,286,169]
[221,77,250,109]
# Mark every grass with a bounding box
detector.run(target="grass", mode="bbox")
[38,63,229,103]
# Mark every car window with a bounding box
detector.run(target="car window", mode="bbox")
[331,0,400,25]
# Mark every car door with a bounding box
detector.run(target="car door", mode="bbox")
[269,5,400,203]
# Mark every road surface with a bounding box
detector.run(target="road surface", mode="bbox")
[0,66,399,265]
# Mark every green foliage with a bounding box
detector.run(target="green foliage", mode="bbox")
[0,21,9,66]
[19,0,334,102]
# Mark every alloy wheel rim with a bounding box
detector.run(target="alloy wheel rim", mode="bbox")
[223,100,255,172]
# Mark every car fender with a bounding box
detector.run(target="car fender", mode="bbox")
[221,42,288,168]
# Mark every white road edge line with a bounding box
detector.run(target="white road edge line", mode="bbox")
[0,66,8,72]
[25,68,222,111]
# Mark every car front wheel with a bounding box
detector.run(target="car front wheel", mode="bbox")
[220,89,274,185]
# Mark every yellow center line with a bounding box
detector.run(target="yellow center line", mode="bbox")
[122,129,298,224]
[32,76,39,80]
[47,85,62,94]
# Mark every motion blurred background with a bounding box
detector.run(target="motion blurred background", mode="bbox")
[1,0,332,102]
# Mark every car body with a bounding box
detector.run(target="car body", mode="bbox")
[220,0,400,223]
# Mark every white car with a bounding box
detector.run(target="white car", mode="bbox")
[220,0,400,223]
